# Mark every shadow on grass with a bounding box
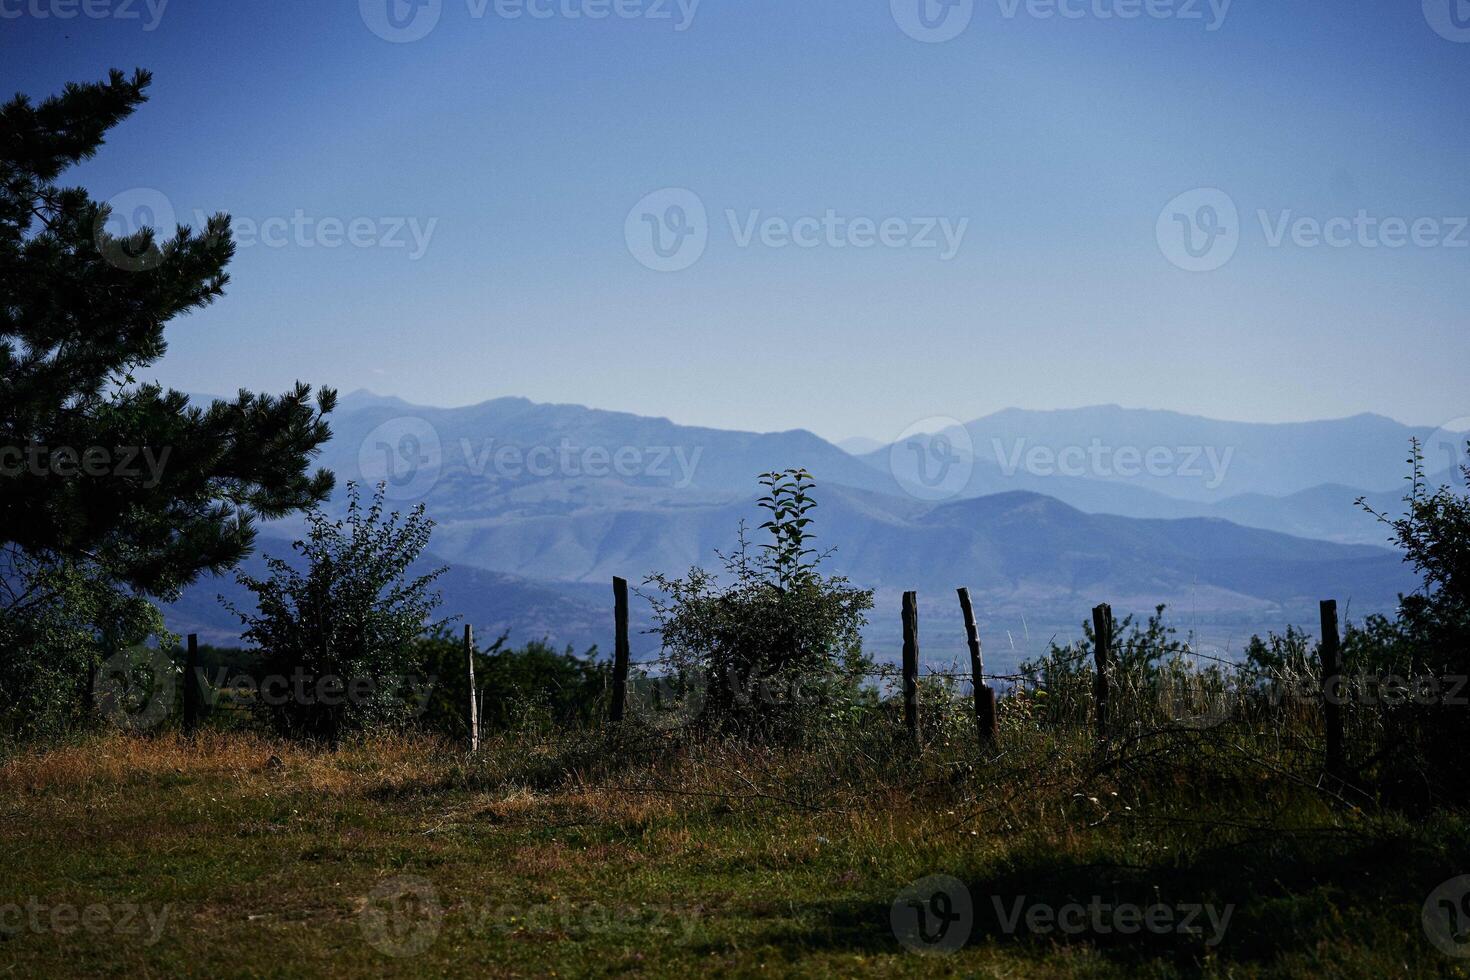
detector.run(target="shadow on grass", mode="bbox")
[724,820,1469,970]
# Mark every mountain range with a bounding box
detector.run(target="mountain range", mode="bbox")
[164,392,1447,669]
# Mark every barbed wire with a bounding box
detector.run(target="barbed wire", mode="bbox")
[623,645,1098,678]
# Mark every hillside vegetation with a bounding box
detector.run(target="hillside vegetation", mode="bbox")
[2,716,1464,977]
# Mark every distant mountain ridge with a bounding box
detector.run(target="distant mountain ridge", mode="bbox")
[166,391,1430,663]
[305,391,1458,543]
[323,392,898,500]
[857,404,1465,543]
[864,404,1457,493]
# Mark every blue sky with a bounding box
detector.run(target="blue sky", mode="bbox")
[4,0,1469,442]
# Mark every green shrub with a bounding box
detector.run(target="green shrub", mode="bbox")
[223,482,446,746]
[0,551,166,740]
[643,470,876,742]
[412,630,608,738]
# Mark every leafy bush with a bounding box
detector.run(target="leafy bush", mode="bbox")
[644,470,875,742]
[0,549,166,740]
[223,483,446,745]
[1243,625,1314,676]
[1017,605,1197,729]
[412,630,608,738]
[1356,438,1470,669]
[1347,439,1470,804]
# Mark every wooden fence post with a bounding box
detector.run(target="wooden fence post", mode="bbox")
[465,624,479,753]
[1091,603,1113,744]
[1320,599,1345,779]
[182,633,201,734]
[902,591,921,748]
[610,577,630,724]
[957,588,997,749]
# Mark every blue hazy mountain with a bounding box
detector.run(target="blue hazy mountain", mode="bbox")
[859,405,1464,543]
[867,405,1446,500]
[165,392,1426,664]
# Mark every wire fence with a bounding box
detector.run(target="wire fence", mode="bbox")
[165,586,1457,818]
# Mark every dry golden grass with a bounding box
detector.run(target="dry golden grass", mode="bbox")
[0,730,459,799]
[1,727,1464,978]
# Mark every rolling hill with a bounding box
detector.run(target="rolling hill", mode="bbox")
[163,392,1427,669]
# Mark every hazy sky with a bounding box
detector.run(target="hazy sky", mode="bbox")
[4,1,1469,442]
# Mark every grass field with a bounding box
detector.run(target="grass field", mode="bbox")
[2,729,1468,978]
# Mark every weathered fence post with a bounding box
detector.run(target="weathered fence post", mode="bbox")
[902,591,921,748]
[610,576,631,723]
[1091,603,1113,744]
[957,588,997,749]
[1320,599,1345,779]
[465,624,479,753]
[182,633,201,734]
